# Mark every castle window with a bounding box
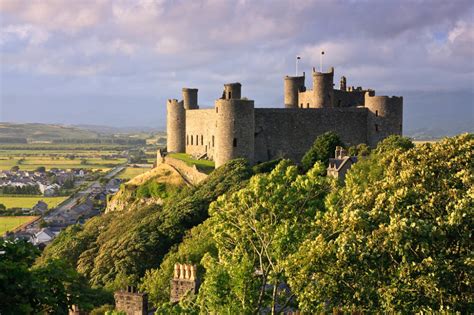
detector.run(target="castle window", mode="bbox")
[212,136,215,147]
[191,136,193,145]
[375,124,379,132]
[201,135,203,145]
[196,135,198,145]
[375,110,378,117]
[300,103,303,108]
[216,107,218,113]
[307,103,309,108]
[233,138,237,147]
[187,135,189,145]
[228,91,232,99]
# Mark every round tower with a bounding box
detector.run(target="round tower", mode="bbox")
[182,88,198,110]
[365,92,403,147]
[166,99,186,153]
[312,67,334,108]
[223,83,241,99]
[214,98,255,167]
[284,74,305,108]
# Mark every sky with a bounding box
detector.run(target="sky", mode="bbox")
[0,0,473,132]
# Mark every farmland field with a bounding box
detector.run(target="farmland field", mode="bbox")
[0,157,127,171]
[0,216,39,234]
[117,167,153,180]
[0,196,68,209]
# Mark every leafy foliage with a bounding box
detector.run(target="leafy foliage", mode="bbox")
[0,239,111,314]
[197,160,333,313]
[286,134,473,312]
[39,159,253,288]
[140,221,216,307]
[301,131,344,172]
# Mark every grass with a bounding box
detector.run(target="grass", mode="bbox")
[0,196,68,209]
[167,153,215,173]
[117,167,152,180]
[0,157,127,171]
[0,216,39,234]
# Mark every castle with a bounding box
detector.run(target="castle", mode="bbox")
[166,67,403,167]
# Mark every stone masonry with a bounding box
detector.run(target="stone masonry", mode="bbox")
[166,66,403,167]
[170,263,199,303]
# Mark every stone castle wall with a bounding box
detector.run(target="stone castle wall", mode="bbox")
[254,107,368,163]
[185,109,216,159]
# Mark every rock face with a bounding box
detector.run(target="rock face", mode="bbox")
[105,163,188,213]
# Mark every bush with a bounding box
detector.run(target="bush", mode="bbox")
[301,131,344,172]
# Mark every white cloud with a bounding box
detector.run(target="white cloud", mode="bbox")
[0,24,49,46]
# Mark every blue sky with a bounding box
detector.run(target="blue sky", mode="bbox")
[0,0,473,131]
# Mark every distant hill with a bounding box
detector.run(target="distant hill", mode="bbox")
[0,123,161,144]
[0,123,99,142]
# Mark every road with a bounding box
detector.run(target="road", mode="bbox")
[30,164,126,229]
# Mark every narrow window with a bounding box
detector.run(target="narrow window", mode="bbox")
[375,124,379,132]
[187,135,189,145]
[228,91,232,99]
[307,103,309,108]
[233,138,237,147]
[375,110,378,117]
[212,136,215,147]
[300,103,303,107]
[201,135,203,145]
[195,135,198,145]
[216,107,218,113]
[191,136,193,145]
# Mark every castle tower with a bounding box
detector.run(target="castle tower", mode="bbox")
[114,286,148,315]
[365,92,403,147]
[182,88,199,110]
[340,76,347,91]
[223,83,241,99]
[312,67,334,108]
[215,83,254,167]
[170,264,199,303]
[166,99,186,153]
[284,74,305,108]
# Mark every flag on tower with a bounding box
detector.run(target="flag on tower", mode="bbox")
[321,51,325,55]
[297,56,301,60]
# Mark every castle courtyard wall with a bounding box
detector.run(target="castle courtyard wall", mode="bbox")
[254,108,368,163]
[185,109,216,159]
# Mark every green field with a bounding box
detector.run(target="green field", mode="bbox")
[0,216,39,234]
[0,196,68,209]
[117,167,153,180]
[167,153,215,173]
[0,157,127,171]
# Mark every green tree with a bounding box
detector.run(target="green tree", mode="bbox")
[301,131,344,172]
[10,165,19,172]
[198,160,333,314]
[35,166,46,173]
[286,134,473,313]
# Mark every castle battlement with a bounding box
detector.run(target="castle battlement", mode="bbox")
[165,66,403,167]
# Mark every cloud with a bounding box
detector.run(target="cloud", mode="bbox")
[0,0,473,127]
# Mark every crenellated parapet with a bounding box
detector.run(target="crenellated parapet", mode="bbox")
[170,263,199,303]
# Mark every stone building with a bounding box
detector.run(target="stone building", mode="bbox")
[170,263,199,303]
[327,146,358,182]
[114,286,148,315]
[166,66,403,167]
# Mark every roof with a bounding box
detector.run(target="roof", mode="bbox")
[328,156,358,172]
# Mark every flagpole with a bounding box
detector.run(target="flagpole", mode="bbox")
[296,56,300,76]
[320,51,324,72]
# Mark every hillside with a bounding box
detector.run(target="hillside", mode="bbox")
[106,163,188,213]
